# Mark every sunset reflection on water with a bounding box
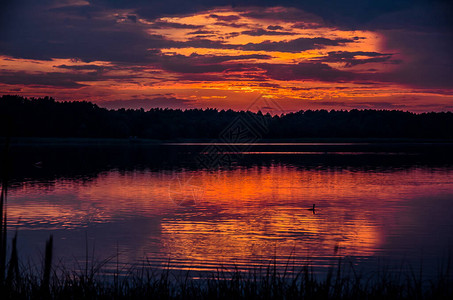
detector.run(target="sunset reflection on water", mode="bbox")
[7,161,453,274]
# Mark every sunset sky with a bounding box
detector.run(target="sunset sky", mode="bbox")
[1,0,452,112]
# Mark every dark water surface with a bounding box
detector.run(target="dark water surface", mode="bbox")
[3,142,453,277]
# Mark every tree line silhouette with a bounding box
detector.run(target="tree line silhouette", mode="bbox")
[1,95,452,139]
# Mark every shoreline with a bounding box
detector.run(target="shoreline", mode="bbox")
[2,136,453,146]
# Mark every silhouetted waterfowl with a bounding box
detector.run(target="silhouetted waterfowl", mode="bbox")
[307,204,316,214]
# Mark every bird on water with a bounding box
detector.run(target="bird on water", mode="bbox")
[308,204,316,214]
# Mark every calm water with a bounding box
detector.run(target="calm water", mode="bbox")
[3,142,453,277]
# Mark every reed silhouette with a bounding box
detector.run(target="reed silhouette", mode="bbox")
[0,137,9,287]
[0,248,450,299]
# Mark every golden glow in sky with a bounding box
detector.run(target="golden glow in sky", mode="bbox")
[1,6,452,111]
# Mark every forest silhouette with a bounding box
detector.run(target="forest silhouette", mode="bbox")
[1,95,453,140]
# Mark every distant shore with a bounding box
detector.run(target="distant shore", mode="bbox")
[2,136,453,146]
[3,96,453,142]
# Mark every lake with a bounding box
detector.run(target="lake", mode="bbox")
[3,141,453,278]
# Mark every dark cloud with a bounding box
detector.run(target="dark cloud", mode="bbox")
[267,25,283,30]
[177,73,226,82]
[127,15,137,23]
[150,53,271,74]
[187,29,217,35]
[291,22,323,29]
[257,82,281,88]
[54,64,107,71]
[315,51,396,67]
[242,0,452,32]
[240,37,353,52]
[0,70,89,88]
[65,0,453,31]
[209,14,240,22]
[239,6,322,23]
[115,14,139,23]
[363,2,453,32]
[148,20,204,29]
[0,65,157,89]
[378,30,453,89]
[213,21,248,28]
[241,28,296,36]
[261,62,359,82]
[190,34,217,39]
[166,38,236,50]
[187,53,272,62]
[158,36,350,54]
[0,5,161,63]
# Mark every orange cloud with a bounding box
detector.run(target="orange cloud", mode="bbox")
[1,6,452,111]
